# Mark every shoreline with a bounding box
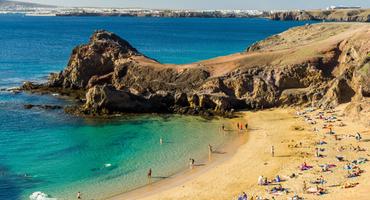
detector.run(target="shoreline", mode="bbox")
[107,115,249,200]
[108,106,369,200]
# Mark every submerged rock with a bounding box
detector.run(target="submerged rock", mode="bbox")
[24,104,63,110]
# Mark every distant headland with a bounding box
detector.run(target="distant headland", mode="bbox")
[0,0,369,22]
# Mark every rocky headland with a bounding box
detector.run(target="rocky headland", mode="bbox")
[22,23,370,124]
[269,9,370,22]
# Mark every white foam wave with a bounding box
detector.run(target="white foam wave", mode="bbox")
[29,192,57,200]
[104,163,112,167]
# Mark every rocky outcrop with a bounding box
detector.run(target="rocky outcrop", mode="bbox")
[48,30,140,89]
[269,9,370,22]
[24,104,63,110]
[22,24,370,121]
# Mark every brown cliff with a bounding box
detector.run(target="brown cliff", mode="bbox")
[269,9,370,22]
[23,23,370,124]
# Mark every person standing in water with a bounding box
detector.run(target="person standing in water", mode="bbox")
[147,168,152,184]
[160,137,163,145]
[189,158,195,169]
[208,144,213,160]
[208,144,213,154]
[271,145,275,157]
[77,192,81,199]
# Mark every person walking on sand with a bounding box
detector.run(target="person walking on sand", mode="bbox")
[237,122,240,130]
[303,180,307,193]
[77,192,81,199]
[147,168,152,184]
[271,145,275,157]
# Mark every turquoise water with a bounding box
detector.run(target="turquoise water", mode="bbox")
[0,15,315,199]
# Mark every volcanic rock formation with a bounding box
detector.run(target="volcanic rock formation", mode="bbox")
[23,23,370,124]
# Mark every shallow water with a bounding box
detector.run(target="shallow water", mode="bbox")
[0,15,315,199]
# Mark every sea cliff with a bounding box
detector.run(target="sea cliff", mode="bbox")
[22,23,370,124]
[269,9,370,22]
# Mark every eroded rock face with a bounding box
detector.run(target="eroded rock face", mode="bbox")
[83,85,154,114]
[48,30,140,89]
[22,24,370,120]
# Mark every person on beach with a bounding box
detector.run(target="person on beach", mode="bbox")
[242,192,248,200]
[275,175,281,183]
[355,132,362,142]
[245,123,248,129]
[303,181,307,193]
[315,148,320,157]
[257,175,264,185]
[222,124,225,131]
[271,145,275,157]
[189,158,195,169]
[318,175,325,185]
[208,144,213,154]
[147,168,152,184]
[208,144,213,160]
[334,134,338,140]
[77,192,81,199]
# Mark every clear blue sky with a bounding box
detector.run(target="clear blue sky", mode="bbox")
[22,0,370,10]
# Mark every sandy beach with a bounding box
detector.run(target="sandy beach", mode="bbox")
[109,105,369,200]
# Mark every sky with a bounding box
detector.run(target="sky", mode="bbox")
[21,0,370,10]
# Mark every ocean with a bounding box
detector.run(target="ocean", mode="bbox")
[0,15,314,200]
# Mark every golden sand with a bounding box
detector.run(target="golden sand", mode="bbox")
[110,104,369,200]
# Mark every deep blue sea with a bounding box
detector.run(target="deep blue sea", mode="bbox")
[0,15,314,200]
